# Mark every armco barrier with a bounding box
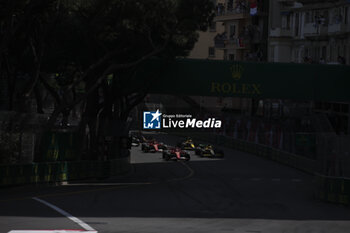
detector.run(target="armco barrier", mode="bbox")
[172,131,349,206]
[0,157,131,186]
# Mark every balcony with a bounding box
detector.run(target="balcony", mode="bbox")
[328,23,349,35]
[303,21,349,38]
[303,23,319,36]
[226,38,250,49]
[214,1,266,22]
[298,0,333,3]
[214,33,250,50]
[318,25,329,35]
[214,8,250,22]
[277,0,296,7]
[215,38,226,49]
[270,27,293,37]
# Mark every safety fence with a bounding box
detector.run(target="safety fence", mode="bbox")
[173,131,350,206]
[0,156,130,186]
[176,132,317,174]
[315,175,350,205]
[193,114,318,160]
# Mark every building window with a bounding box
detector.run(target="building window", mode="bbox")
[314,47,320,61]
[295,13,299,36]
[227,0,234,12]
[315,11,327,25]
[332,8,342,24]
[282,15,291,29]
[321,46,327,59]
[305,11,315,24]
[305,12,311,24]
[229,24,235,39]
[345,7,348,24]
[323,10,329,25]
[228,54,235,61]
[330,45,334,61]
[209,47,215,57]
[269,46,275,62]
[344,45,348,64]
[282,16,287,29]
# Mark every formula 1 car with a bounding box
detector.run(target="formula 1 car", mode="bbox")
[194,144,224,158]
[141,139,167,153]
[162,147,190,161]
[129,131,147,146]
[131,136,140,146]
[131,132,149,143]
[178,138,196,150]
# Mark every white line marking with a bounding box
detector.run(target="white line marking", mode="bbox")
[63,182,151,186]
[167,161,194,182]
[32,197,96,232]
[8,230,96,233]
[250,178,262,181]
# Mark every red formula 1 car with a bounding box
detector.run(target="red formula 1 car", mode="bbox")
[141,139,167,153]
[162,147,190,161]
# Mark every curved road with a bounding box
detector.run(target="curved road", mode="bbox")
[1,132,350,233]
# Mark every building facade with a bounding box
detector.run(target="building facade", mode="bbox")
[268,0,350,134]
[189,0,270,62]
[214,0,269,61]
[268,0,350,65]
[187,0,270,114]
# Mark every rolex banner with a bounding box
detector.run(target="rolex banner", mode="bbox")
[132,58,350,102]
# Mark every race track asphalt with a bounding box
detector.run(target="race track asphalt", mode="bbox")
[1,132,350,233]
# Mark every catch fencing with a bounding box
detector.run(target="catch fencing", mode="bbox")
[173,130,350,206]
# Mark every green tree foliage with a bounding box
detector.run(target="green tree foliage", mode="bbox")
[0,0,62,112]
[1,0,214,160]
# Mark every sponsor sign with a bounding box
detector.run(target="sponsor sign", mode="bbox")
[143,110,162,129]
[143,110,222,129]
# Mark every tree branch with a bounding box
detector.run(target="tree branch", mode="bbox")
[39,74,61,105]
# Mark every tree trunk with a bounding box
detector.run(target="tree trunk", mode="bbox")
[83,87,101,160]
[34,84,44,114]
